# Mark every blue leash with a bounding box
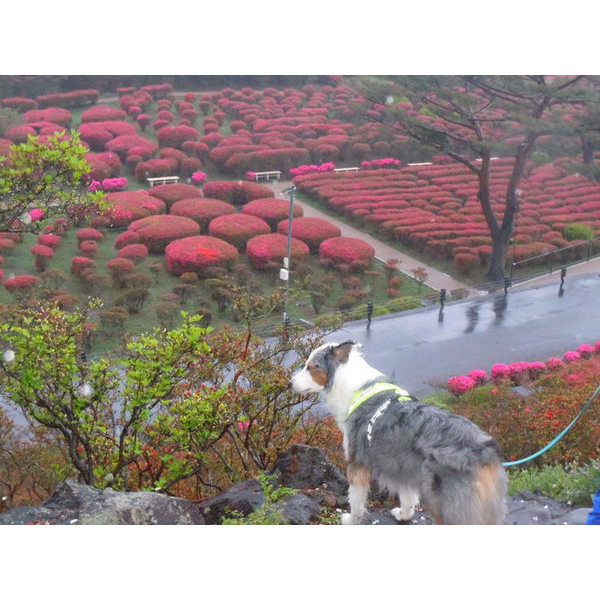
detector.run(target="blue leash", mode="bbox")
[502,383,600,467]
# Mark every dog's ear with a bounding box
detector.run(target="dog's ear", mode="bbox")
[332,340,355,364]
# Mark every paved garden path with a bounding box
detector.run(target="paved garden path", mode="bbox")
[267,181,481,296]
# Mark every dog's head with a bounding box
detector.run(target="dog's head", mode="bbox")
[289,340,358,394]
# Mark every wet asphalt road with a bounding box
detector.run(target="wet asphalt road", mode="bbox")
[324,272,600,398]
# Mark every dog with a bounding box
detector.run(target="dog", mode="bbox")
[290,340,507,525]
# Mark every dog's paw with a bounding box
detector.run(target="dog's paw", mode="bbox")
[391,506,415,522]
[341,513,358,525]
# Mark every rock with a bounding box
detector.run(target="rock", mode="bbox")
[551,508,591,525]
[275,493,322,525]
[269,444,348,506]
[198,479,265,525]
[0,480,205,525]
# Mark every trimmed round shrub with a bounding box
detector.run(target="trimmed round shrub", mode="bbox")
[116,244,149,263]
[318,237,375,268]
[71,256,94,277]
[0,238,16,253]
[23,108,72,127]
[134,158,178,182]
[114,230,141,249]
[37,233,62,248]
[105,135,157,159]
[208,214,271,251]
[157,125,199,148]
[78,240,98,257]
[242,198,304,228]
[105,191,166,227]
[76,228,104,242]
[447,375,477,396]
[4,274,41,298]
[165,236,239,276]
[277,217,341,253]
[170,197,236,230]
[202,181,274,205]
[246,233,310,270]
[148,183,202,208]
[107,257,136,286]
[81,106,127,122]
[128,214,201,253]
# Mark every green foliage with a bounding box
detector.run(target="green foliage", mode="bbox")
[508,461,600,506]
[383,295,421,313]
[0,132,107,232]
[564,223,594,241]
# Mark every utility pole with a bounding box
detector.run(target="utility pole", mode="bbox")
[281,185,296,326]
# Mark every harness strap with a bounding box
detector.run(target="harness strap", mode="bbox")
[348,382,411,416]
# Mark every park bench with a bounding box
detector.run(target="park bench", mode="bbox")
[147,176,180,187]
[252,171,282,181]
[333,167,359,173]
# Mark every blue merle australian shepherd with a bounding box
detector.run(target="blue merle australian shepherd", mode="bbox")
[290,341,507,525]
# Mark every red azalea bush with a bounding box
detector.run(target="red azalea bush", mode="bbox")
[4,274,41,297]
[128,214,201,253]
[37,233,61,248]
[81,106,127,122]
[242,198,304,228]
[157,125,199,149]
[318,237,375,269]
[134,158,178,182]
[170,198,236,230]
[114,230,141,249]
[148,183,203,208]
[116,243,149,263]
[36,89,99,108]
[4,125,37,143]
[23,108,72,127]
[1,97,38,112]
[104,191,166,227]
[447,375,477,396]
[181,157,203,177]
[75,228,104,242]
[79,121,137,150]
[277,216,342,253]
[208,214,271,250]
[105,135,157,159]
[71,256,94,277]
[86,151,122,179]
[106,257,136,286]
[246,233,310,270]
[202,181,274,205]
[165,236,239,276]
[79,240,98,257]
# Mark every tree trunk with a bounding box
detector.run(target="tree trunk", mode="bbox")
[582,137,595,165]
[487,236,510,282]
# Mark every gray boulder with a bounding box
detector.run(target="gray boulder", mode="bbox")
[269,444,348,506]
[0,479,205,525]
[198,479,265,524]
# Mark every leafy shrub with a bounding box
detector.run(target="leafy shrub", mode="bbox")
[71,256,94,277]
[157,125,199,149]
[105,135,157,160]
[383,295,421,312]
[319,237,375,269]
[81,106,127,122]
[564,223,594,241]
[447,375,477,396]
[23,107,72,127]
[116,244,149,263]
[242,198,304,228]
[106,257,135,286]
[78,240,98,258]
[170,198,236,230]
[165,235,239,276]
[76,228,104,242]
[148,182,202,208]
[3,274,41,299]
[128,214,201,253]
[203,181,274,205]
[277,217,341,253]
[246,233,310,270]
[208,214,271,250]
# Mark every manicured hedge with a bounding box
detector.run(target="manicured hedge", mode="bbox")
[241,197,303,228]
[170,198,236,230]
[318,236,375,268]
[246,233,310,270]
[23,108,72,127]
[116,244,149,263]
[148,183,202,208]
[208,213,271,250]
[165,236,239,275]
[277,216,341,252]
[104,191,166,227]
[114,230,141,249]
[81,106,127,122]
[128,214,201,253]
[202,181,274,205]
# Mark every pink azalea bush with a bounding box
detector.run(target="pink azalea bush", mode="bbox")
[467,369,487,385]
[577,344,594,358]
[546,357,564,371]
[289,163,336,177]
[29,208,45,221]
[361,158,401,169]
[101,177,128,191]
[564,351,581,363]
[490,363,511,384]
[190,171,207,185]
[447,375,477,396]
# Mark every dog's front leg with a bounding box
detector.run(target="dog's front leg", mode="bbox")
[342,463,371,525]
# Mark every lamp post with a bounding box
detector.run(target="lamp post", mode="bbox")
[281,185,296,326]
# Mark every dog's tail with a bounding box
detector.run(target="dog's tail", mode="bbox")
[439,461,507,525]
[469,462,507,524]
